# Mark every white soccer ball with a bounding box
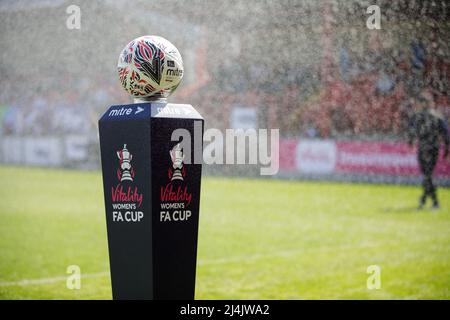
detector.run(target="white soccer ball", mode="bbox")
[117,35,184,99]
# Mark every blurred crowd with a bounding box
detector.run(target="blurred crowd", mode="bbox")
[303,30,450,139]
[192,27,449,140]
[0,74,128,136]
[0,0,449,142]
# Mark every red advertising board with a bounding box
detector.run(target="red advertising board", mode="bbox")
[279,139,450,178]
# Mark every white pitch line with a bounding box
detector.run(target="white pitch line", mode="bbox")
[0,244,375,287]
[0,271,110,287]
[0,242,381,287]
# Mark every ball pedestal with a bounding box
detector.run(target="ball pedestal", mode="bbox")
[99,101,203,300]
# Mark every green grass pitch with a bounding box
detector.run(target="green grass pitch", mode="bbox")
[0,165,449,299]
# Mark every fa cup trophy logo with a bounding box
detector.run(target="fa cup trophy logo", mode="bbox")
[117,144,134,182]
[169,143,184,181]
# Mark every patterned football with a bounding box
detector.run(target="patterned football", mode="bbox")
[117,35,183,99]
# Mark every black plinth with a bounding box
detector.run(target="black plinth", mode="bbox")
[98,101,203,300]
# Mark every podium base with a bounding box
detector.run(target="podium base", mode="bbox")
[99,101,204,300]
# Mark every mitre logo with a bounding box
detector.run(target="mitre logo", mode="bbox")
[168,143,186,181]
[117,144,135,182]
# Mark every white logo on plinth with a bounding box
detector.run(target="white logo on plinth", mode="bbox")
[170,143,185,181]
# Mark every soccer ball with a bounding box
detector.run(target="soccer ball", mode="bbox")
[117,35,184,99]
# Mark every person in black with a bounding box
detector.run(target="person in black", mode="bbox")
[408,94,449,209]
